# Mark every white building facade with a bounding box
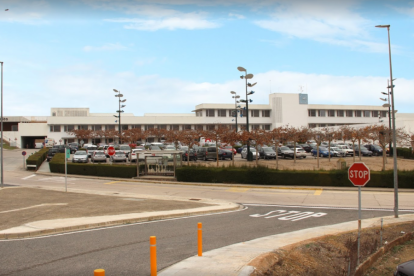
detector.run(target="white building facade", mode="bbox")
[2,93,410,148]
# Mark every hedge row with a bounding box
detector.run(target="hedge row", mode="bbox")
[175,165,414,189]
[26,148,49,168]
[49,153,175,178]
[397,148,414,159]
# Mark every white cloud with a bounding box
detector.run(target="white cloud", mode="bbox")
[108,16,219,31]
[228,13,245,19]
[5,65,414,116]
[83,43,128,52]
[253,0,391,52]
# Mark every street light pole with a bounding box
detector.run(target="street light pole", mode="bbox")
[1,61,3,188]
[113,89,126,145]
[230,91,240,132]
[376,24,399,218]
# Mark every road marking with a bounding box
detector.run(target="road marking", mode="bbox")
[105,181,121,184]
[0,203,68,214]
[244,203,414,212]
[314,189,323,195]
[226,187,250,193]
[22,174,36,180]
[250,209,327,221]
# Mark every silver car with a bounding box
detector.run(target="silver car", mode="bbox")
[111,150,127,162]
[294,148,307,159]
[241,148,258,159]
[72,150,88,163]
[277,146,294,159]
[91,150,107,163]
[330,147,346,157]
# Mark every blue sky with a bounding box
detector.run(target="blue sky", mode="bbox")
[0,0,413,116]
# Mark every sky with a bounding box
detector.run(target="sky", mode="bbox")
[0,0,413,116]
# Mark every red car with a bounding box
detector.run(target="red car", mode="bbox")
[221,146,236,155]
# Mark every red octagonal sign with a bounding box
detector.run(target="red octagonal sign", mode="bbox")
[107,146,116,156]
[348,162,370,186]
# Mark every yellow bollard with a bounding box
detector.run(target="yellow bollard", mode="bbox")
[94,269,105,276]
[198,222,202,257]
[150,236,157,276]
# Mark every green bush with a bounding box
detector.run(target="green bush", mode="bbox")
[176,165,414,188]
[50,153,137,178]
[397,148,414,159]
[26,148,49,168]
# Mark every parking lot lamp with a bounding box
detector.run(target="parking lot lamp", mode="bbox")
[375,24,398,218]
[230,91,240,132]
[237,66,256,162]
[1,61,3,188]
[113,89,126,144]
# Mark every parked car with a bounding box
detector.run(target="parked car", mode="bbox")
[221,146,237,155]
[219,149,233,160]
[299,144,312,153]
[46,148,59,162]
[241,147,258,159]
[311,147,333,158]
[52,144,67,153]
[394,259,414,276]
[354,145,373,157]
[197,147,218,161]
[119,144,131,157]
[294,148,307,158]
[337,145,354,156]
[237,145,247,153]
[91,150,107,163]
[72,150,88,163]
[364,144,383,156]
[111,150,127,162]
[85,145,98,158]
[182,149,197,161]
[259,147,276,159]
[129,148,148,162]
[68,143,78,154]
[277,146,294,159]
[330,146,346,157]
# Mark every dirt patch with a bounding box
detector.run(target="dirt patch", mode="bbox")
[191,156,414,172]
[250,222,414,276]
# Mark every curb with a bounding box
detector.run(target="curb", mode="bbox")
[33,171,414,193]
[0,204,241,240]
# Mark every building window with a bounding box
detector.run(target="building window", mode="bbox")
[50,125,61,132]
[78,125,88,130]
[263,124,271,130]
[372,111,379,117]
[217,110,226,117]
[327,110,335,117]
[364,111,371,117]
[251,110,259,117]
[319,124,326,127]
[355,110,362,117]
[91,125,102,131]
[121,125,128,131]
[158,125,167,130]
[183,124,192,130]
[131,125,141,129]
[346,110,353,117]
[308,109,316,117]
[240,109,246,117]
[11,125,18,131]
[207,125,215,130]
[229,110,237,117]
[337,110,344,117]
[170,125,179,131]
[145,125,154,130]
[196,125,204,131]
[251,124,260,130]
[318,110,326,117]
[380,111,387,118]
[64,125,75,132]
[206,109,215,117]
[309,124,316,128]
[105,125,115,130]
[196,111,202,117]
[262,110,270,117]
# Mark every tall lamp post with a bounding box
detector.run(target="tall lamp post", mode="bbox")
[230,91,240,131]
[375,24,399,218]
[1,61,3,188]
[113,89,126,144]
[237,66,257,162]
[380,80,393,156]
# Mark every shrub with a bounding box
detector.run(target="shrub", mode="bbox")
[176,165,414,188]
[397,148,414,159]
[26,148,49,168]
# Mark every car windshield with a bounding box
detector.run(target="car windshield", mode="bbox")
[280,147,290,150]
[297,149,305,152]
[319,147,328,151]
[165,146,175,150]
[263,148,274,152]
[372,145,382,150]
[150,146,161,150]
[120,145,130,150]
[95,152,105,156]
[75,151,86,155]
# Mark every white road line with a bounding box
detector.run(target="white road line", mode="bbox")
[22,175,36,180]
[244,203,414,212]
[0,203,68,214]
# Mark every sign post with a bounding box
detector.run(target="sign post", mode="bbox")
[65,148,70,192]
[348,162,370,266]
[22,151,27,169]
[108,146,115,165]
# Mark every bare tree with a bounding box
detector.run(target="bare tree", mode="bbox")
[248,129,268,165]
[285,126,310,163]
[311,129,326,169]
[202,125,231,167]
[68,129,93,147]
[180,129,202,166]
[221,129,241,167]
[322,127,337,162]
[267,126,286,169]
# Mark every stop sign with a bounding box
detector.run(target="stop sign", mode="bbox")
[348,162,370,186]
[107,146,115,156]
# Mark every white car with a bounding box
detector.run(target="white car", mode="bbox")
[72,150,88,163]
[241,148,258,159]
[330,147,346,157]
[294,148,307,158]
[337,145,354,156]
[129,147,148,162]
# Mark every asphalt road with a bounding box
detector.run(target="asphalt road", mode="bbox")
[1,204,411,276]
